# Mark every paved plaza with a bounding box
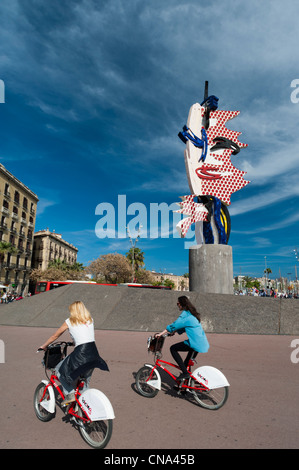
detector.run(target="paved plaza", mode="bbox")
[0,325,298,450]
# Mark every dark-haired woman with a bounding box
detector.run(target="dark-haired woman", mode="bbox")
[156,296,209,380]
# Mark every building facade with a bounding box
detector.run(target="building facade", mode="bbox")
[32,229,78,271]
[0,163,38,293]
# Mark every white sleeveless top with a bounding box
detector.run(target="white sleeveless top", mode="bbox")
[66,318,95,347]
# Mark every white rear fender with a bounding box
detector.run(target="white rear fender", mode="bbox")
[192,366,230,390]
[144,363,161,390]
[79,389,115,421]
[40,380,56,413]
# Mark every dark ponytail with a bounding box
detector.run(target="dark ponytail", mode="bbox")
[178,295,201,322]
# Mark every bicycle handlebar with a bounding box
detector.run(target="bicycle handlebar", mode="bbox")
[36,341,74,353]
[154,332,174,338]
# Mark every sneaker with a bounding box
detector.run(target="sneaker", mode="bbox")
[61,393,76,406]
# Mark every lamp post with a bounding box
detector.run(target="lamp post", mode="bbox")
[126,225,142,282]
[293,249,298,295]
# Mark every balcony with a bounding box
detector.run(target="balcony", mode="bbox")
[2,207,9,216]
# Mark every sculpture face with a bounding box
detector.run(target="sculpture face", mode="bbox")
[184,103,249,206]
[176,101,249,242]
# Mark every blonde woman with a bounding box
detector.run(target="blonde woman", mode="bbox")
[39,300,109,405]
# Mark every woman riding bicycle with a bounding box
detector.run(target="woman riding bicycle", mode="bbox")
[38,300,109,405]
[156,296,209,380]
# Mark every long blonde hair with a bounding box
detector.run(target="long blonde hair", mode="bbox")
[68,301,92,326]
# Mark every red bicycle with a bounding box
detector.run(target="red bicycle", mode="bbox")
[34,341,114,449]
[135,335,229,410]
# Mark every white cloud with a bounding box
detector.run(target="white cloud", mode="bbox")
[36,197,59,216]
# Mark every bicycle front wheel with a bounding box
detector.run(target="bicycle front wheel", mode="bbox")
[77,408,113,449]
[135,365,159,398]
[190,379,229,410]
[33,382,55,422]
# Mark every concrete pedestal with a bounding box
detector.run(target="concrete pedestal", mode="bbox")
[189,244,233,294]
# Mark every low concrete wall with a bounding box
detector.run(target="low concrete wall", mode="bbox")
[0,284,298,335]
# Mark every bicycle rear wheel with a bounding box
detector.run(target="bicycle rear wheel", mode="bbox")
[190,379,229,410]
[77,408,113,449]
[135,366,159,398]
[33,382,55,422]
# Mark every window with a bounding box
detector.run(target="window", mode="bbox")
[14,191,20,204]
[23,197,28,210]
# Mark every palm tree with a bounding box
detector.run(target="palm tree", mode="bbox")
[48,258,68,270]
[126,248,145,272]
[0,241,17,266]
[69,262,84,271]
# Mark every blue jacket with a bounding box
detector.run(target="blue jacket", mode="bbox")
[166,310,209,353]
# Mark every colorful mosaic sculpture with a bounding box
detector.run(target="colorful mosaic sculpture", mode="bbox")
[175,83,249,244]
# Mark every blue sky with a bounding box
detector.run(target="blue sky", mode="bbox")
[0,0,299,280]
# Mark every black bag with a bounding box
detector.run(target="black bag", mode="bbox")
[147,335,165,353]
[43,345,63,369]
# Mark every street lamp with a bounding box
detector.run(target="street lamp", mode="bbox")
[293,249,298,295]
[264,256,267,289]
[126,225,142,282]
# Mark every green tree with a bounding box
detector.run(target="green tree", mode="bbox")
[48,259,84,272]
[48,258,68,270]
[264,268,272,276]
[68,262,84,271]
[0,241,17,265]
[126,248,145,271]
[164,278,175,290]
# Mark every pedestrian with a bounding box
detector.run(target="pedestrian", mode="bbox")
[156,296,209,380]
